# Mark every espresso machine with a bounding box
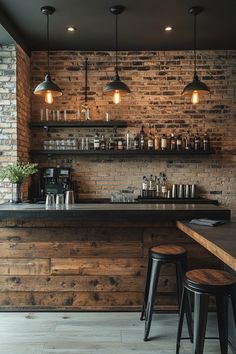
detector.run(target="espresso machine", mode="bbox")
[31,167,78,202]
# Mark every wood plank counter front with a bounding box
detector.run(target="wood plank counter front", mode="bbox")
[0,203,230,311]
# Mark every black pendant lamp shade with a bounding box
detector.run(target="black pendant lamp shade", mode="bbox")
[34,6,62,104]
[182,6,210,104]
[103,5,130,104]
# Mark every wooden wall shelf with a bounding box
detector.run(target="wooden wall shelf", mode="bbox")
[30,149,212,157]
[30,120,127,129]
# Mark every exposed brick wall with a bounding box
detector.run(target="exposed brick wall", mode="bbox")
[16,44,31,198]
[0,45,31,203]
[0,45,17,202]
[31,50,236,217]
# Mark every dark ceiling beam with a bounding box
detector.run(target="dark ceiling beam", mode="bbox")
[0,5,30,56]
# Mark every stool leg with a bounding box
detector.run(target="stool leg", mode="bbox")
[193,293,209,354]
[176,262,193,343]
[176,286,188,354]
[216,295,228,354]
[140,255,153,320]
[144,260,161,341]
[231,286,236,327]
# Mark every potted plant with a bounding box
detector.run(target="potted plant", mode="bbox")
[0,161,38,203]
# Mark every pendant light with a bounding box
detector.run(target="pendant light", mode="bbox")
[103,5,131,104]
[34,6,62,104]
[182,6,210,104]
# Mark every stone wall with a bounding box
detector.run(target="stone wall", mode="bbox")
[0,45,17,202]
[31,50,236,217]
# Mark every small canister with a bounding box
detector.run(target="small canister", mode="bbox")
[171,184,177,198]
[184,184,190,198]
[191,184,197,198]
[178,184,184,198]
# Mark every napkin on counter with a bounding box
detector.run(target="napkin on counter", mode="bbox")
[189,218,225,227]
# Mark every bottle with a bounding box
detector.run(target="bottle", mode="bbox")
[100,135,106,150]
[194,132,201,151]
[108,136,115,150]
[134,134,140,149]
[170,133,176,151]
[154,129,159,150]
[184,130,191,150]
[126,130,133,150]
[93,132,100,150]
[148,174,156,197]
[147,126,154,150]
[176,135,182,151]
[160,134,168,150]
[142,176,148,198]
[140,126,145,150]
[203,133,210,151]
[117,138,124,150]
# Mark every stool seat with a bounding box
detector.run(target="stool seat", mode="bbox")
[151,244,186,256]
[186,269,236,287]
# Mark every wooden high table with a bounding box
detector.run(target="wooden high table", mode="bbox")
[176,221,236,354]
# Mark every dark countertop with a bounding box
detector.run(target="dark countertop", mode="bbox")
[177,221,236,271]
[0,202,230,221]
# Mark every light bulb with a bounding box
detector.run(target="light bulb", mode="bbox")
[45,91,54,104]
[113,90,121,104]
[191,91,199,104]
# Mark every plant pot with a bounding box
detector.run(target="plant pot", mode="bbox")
[11,183,22,203]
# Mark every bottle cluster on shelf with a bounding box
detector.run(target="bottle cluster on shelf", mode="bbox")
[141,173,197,199]
[42,125,210,152]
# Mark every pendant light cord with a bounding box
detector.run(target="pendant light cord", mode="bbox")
[85,58,88,103]
[193,12,197,77]
[115,13,119,76]
[47,12,50,74]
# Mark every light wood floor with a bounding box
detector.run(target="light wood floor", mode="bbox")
[0,312,232,354]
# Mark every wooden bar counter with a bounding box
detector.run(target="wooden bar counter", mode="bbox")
[0,203,230,311]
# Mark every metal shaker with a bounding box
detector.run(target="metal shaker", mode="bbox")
[65,190,75,205]
[45,194,55,208]
[190,184,197,198]
[171,184,177,198]
[184,184,191,198]
[178,184,184,198]
[56,194,64,208]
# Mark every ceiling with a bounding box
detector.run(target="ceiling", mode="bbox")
[0,0,235,53]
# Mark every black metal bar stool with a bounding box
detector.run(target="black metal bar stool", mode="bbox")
[176,268,236,354]
[140,244,193,341]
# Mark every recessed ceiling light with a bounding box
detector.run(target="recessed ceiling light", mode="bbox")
[165,26,173,32]
[66,26,76,32]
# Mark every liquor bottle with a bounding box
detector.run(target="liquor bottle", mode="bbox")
[176,135,182,151]
[203,133,210,151]
[154,129,159,150]
[194,132,201,151]
[170,133,176,151]
[160,134,168,150]
[139,125,146,150]
[184,130,191,150]
[100,135,106,150]
[148,174,156,197]
[134,134,140,150]
[93,132,100,150]
[142,176,148,198]
[108,136,115,150]
[147,126,154,150]
[126,130,133,150]
[117,138,124,150]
